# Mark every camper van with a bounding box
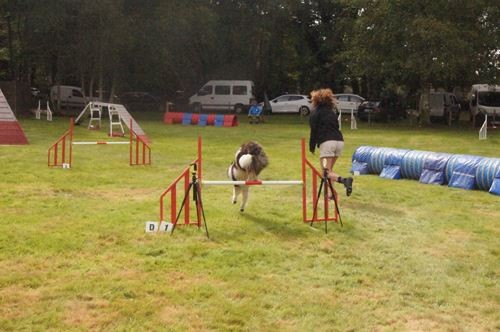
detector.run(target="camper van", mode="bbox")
[470,84,500,119]
[429,92,461,122]
[50,85,86,114]
[189,80,255,113]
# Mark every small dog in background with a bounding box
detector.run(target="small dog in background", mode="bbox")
[227,141,269,212]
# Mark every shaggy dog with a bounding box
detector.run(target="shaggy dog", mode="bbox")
[227,141,269,212]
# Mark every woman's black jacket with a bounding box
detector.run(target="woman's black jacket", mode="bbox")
[309,104,343,153]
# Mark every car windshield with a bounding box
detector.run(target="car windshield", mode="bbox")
[430,94,444,106]
[478,91,500,107]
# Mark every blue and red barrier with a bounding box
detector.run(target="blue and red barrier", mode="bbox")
[164,112,239,127]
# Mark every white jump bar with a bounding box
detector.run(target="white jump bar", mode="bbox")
[72,141,130,145]
[202,180,303,186]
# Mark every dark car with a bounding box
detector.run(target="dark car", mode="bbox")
[119,91,159,104]
[357,100,388,121]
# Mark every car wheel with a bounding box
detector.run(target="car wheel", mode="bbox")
[234,104,244,114]
[191,103,202,113]
[299,106,310,116]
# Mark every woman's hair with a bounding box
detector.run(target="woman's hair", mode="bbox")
[310,88,336,108]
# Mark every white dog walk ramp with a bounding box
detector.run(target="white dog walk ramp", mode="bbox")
[114,104,146,137]
[74,102,149,142]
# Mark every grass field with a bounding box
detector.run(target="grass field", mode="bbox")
[1,113,499,331]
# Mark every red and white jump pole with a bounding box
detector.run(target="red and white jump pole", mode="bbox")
[48,118,151,168]
[72,141,130,145]
[202,180,303,185]
[158,137,340,233]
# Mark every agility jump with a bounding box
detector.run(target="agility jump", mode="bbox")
[48,118,151,168]
[156,137,342,237]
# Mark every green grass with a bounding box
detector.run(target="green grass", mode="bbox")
[1,114,499,331]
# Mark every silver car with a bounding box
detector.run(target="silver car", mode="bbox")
[335,93,365,114]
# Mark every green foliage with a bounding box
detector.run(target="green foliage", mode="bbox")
[345,0,499,96]
[0,114,498,330]
[0,1,498,99]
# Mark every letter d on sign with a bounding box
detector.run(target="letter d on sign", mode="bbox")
[145,221,159,233]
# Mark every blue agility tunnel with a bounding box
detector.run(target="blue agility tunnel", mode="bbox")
[352,146,499,195]
[367,147,393,174]
[445,155,484,190]
[475,158,500,192]
[400,150,434,180]
[490,168,500,195]
[419,153,452,185]
[379,149,410,179]
[351,146,375,174]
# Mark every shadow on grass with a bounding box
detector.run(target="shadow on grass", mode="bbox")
[169,212,366,246]
[236,212,346,240]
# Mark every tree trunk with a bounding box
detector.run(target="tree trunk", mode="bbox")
[56,84,61,114]
[98,34,104,102]
[419,84,431,126]
[6,13,15,80]
[109,76,116,103]
[98,63,103,103]
[89,76,95,101]
[80,74,87,103]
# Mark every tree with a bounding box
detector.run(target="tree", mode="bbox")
[2,0,497,109]
[344,0,499,102]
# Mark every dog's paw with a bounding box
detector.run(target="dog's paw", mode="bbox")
[232,198,237,204]
[239,208,244,212]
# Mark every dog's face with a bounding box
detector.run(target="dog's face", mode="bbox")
[228,141,269,212]
[237,154,253,171]
[233,141,269,176]
[229,150,258,181]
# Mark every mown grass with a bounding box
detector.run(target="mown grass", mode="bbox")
[0,113,499,331]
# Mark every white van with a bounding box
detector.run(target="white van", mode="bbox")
[50,85,86,112]
[429,92,461,121]
[470,84,500,127]
[470,84,500,116]
[189,80,255,113]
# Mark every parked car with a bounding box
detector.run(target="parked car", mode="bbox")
[50,85,87,114]
[357,100,387,121]
[120,91,159,103]
[335,93,365,114]
[265,94,312,115]
[358,99,407,122]
[429,92,461,122]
